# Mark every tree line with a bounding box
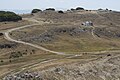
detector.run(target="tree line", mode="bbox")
[31,7,85,14]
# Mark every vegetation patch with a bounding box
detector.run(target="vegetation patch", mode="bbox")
[0,43,17,49]
[0,11,22,22]
[31,9,42,13]
[45,8,55,11]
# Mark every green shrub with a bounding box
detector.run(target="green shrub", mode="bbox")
[58,10,64,13]
[76,7,84,10]
[98,8,103,10]
[0,11,22,22]
[9,52,23,59]
[45,8,55,11]
[31,9,42,13]
[71,8,75,11]
[0,60,3,63]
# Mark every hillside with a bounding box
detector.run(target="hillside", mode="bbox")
[0,9,120,80]
[11,10,120,52]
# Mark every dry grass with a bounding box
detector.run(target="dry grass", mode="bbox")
[9,11,120,54]
[40,35,120,53]
[0,20,31,31]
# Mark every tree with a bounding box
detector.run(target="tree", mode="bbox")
[0,60,3,63]
[0,33,3,36]
[98,8,103,11]
[32,49,35,54]
[71,8,75,11]
[58,10,64,13]
[45,8,55,11]
[76,7,84,10]
[106,8,108,11]
[109,10,112,11]
[31,9,42,13]
[0,11,22,22]
[9,60,12,63]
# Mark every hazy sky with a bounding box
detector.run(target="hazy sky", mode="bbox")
[0,0,120,11]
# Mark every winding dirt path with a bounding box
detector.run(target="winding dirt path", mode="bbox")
[4,18,66,55]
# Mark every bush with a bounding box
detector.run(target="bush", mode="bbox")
[76,7,84,10]
[58,10,64,13]
[31,9,42,13]
[71,8,75,11]
[106,8,108,10]
[0,11,22,22]
[9,52,23,59]
[107,54,111,56]
[0,33,3,36]
[98,8,103,10]
[0,43,16,49]
[109,10,112,11]
[1,60,3,63]
[45,8,55,11]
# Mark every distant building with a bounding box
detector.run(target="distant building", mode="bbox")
[81,21,93,26]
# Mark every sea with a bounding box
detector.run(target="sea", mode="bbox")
[0,9,31,14]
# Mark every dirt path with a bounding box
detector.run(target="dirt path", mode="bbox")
[4,18,66,55]
[91,26,97,39]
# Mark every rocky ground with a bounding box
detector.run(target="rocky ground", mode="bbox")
[4,52,120,80]
[22,26,92,43]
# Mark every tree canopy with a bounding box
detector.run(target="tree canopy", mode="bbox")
[58,10,64,13]
[76,7,84,10]
[31,9,42,13]
[45,8,55,11]
[0,11,22,22]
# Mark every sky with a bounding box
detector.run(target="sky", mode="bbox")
[0,0,120,12]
